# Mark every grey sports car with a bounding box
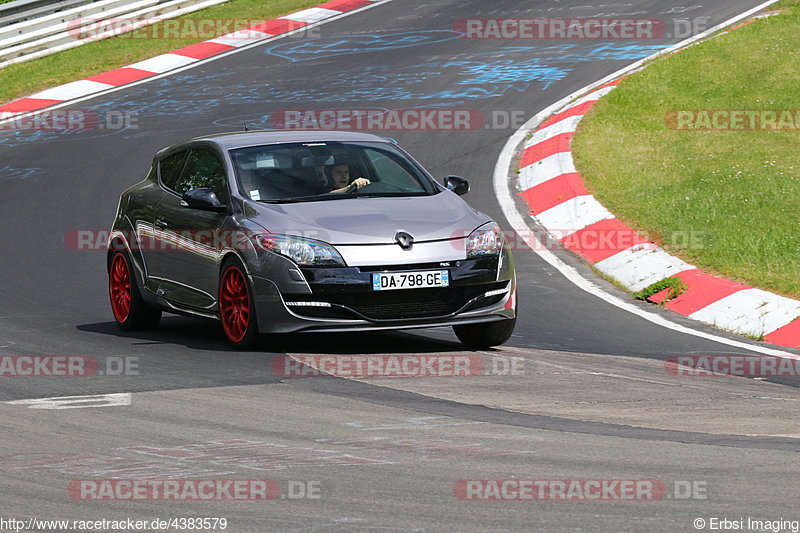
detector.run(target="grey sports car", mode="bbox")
[108,131,517,349]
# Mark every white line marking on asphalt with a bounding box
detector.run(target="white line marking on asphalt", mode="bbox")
[6,393,131,409]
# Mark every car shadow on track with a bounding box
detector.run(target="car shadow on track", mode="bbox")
[66,318,476,397]
[77,316,469,355]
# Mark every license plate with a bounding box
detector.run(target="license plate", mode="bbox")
[372,270,450,291]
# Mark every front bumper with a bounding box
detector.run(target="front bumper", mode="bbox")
[250,256,516,334]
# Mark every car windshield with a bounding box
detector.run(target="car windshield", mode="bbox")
[229,141,438,203]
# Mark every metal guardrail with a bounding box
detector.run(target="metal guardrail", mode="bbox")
[0,0,231,69]
[0,0,97,26]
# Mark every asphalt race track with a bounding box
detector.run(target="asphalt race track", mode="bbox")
[1,1,799,531]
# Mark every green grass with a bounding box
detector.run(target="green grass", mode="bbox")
[572,1,800,299]
[0,0,320,104]
[632,277,687,302]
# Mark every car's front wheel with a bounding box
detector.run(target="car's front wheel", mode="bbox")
[109,251,161,331]
[219,258,260,349]
[453,316,516,348]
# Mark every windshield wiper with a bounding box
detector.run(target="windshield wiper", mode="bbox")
[259,192,429,203]
[259,194,350,204]
[353,192,428,198]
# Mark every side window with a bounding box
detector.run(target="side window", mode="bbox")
[174,148,228,202]
[364,148,421,190]
[159,150,187,191]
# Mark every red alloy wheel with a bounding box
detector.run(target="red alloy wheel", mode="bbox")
[220,265,252,343]
[109,253,132,323]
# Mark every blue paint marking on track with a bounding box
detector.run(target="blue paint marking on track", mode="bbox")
[266,31,461,61]
[486,43,671,61]
[0,41,670,146]
[419,60,568,90]
[0,166,41,180]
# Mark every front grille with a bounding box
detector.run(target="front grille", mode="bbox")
[351,290,454,319]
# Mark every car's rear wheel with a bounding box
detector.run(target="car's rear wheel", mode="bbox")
[219,258,260,349]
[109,251,161,331]
[453,316,516,348]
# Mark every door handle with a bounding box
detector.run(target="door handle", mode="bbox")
[155,218,169,228]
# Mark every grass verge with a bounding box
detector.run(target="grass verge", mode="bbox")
[632,277,687,302]
[0,0,320,104]
[572,0,800,300]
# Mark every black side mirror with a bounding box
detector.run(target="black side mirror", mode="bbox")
[181,188,226,212]
[443,175,470,196]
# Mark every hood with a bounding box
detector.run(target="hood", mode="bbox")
[246,191,491,245]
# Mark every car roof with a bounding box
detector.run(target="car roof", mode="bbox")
[189,130,391,150]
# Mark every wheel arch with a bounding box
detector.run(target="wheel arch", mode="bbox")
[107,235,128,272]
[106,231,149,299]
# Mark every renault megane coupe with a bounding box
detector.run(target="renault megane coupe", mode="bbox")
[108,131,517,349]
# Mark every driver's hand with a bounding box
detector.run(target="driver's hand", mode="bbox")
[352,177,370,188]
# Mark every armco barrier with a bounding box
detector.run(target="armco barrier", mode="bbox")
[0,0,97,26]
[0,0,232,69]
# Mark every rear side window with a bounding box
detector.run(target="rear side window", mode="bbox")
[174,147,228,202]
[159,150,187,191]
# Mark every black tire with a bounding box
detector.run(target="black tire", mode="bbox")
[453,317,516,348]
[109,250,161,331]
[218,257,261,350]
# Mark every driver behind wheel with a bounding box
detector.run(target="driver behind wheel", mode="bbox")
[326,162,370,193]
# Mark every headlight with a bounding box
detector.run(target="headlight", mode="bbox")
[466,223,504,258]
[255,234,346,266]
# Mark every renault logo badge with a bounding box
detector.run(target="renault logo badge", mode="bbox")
[394,231,414,250]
